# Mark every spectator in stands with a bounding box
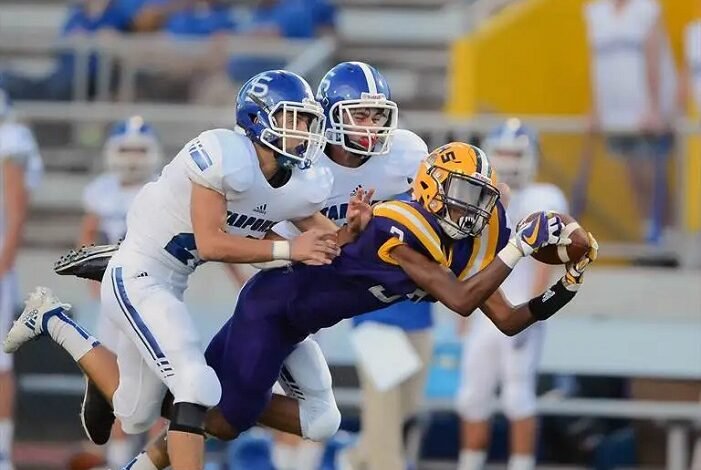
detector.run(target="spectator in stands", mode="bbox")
[1,0,136,101]
[129,0,235,35]
[227,0,337,84]
[583,0,678,244]
[134,0,237,103]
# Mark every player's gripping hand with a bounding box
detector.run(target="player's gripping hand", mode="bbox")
[291,228,340,266]
[512,211,570,257]
[347,187,375,236]
[562,232,598,292]
[499,211,571,269]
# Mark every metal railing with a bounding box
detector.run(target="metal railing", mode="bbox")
[12,101,701,264]
[1,32,336,102]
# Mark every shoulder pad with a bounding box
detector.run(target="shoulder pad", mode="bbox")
[372,200,447,265]
[298,164,334,204]
[386,129,429,179]
[203,129,256,193]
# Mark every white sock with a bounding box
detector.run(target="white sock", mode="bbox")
[0,420,13,464]
[296,441,323,470]
[122,451,157,470]
[508,454,535,470]
[46,311,99,362]
[272,443,298,470]
[107,437,137,469]
[458,450,487,470]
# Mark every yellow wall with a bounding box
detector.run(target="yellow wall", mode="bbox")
[448,0,694,116]
[447,0,697,238]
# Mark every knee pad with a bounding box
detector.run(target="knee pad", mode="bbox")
[298,389,341,441]
[279,338,331,396]
[170,362,222,408]
[279,339,339,441]
[455,383,494,422]
[501,380,537,420]
[169,401,208,436]
[113,389,163,434]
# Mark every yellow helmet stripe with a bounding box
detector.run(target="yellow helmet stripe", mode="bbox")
[373,202,447,265]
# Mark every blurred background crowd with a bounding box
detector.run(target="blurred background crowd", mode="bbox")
[0,0,700,469]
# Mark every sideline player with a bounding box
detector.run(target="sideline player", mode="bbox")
[78,116,165,468]
[7,142,596,470]
[456,120,569,470]
[0,87,43,470]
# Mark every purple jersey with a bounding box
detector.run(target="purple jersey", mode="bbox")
[244,200,511,335]
[206,199,511,432]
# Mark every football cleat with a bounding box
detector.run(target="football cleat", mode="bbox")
[54,243,119,282]
[80,377,115,445]
[3,287,71,353]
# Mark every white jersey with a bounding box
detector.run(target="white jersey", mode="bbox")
[274,128,428,237]
[685,20,701,112]
[584,0,677,130]
[118,128,333,277]
[0,120,43,251]
[82,173,143,244]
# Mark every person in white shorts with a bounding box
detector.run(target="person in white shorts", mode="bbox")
[0,87,42,470]
[4,70,343,470]
[583,0,678,243]
[456,119,568,470]
[78,116,163,468]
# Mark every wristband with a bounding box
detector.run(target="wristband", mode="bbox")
[497,243,522,269]
[528,279,576,321]
[272,241,291,260]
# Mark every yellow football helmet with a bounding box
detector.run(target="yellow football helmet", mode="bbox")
[412,142,500,239]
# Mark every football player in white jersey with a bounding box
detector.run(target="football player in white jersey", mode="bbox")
[271,61,428,470]
[0,87,43,470]
[4,70,343,470]
[78,116,164,468]
[456,120,568,470]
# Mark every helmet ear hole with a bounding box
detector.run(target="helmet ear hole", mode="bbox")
[420,181,429,190]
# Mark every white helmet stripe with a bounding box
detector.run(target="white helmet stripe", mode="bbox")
[476,147,490,178]
[353,62,378,94]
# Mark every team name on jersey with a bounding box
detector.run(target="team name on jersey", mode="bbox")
[321,200,383,222]
[226,210,276,233]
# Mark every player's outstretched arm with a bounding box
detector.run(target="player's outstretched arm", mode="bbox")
[392,244,512,318]
[191,183,338,265]
[481,232,598,335]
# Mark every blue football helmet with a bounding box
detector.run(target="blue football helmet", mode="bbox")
[104,116,162,184]
[317,61,398,156]
[236,70,326,170]
[483,118,540,189]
